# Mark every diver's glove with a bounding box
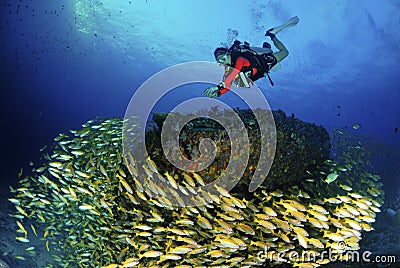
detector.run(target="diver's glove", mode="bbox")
[204,83,225,98]
[204,86,220,98]
[265,28,276,39]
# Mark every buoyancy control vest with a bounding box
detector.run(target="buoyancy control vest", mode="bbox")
[228,40,277,84]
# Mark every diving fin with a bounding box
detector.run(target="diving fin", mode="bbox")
[269,16,300,35]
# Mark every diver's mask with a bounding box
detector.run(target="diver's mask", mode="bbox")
[216,53,231,65]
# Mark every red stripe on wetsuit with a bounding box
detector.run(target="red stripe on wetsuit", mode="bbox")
[219,57,258,95]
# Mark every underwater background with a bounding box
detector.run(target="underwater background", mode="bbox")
[0,0,399,267]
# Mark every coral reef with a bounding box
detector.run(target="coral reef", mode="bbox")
[149,109,331,192]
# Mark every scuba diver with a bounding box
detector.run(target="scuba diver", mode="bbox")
[204,16,299,98]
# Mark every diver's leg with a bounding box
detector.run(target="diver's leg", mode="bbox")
[271,37,288,62]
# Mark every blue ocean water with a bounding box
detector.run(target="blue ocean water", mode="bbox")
[0,0,399,267]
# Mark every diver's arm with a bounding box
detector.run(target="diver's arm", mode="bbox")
[219,68,240,95]
[271,36,288,63]
[218,58,247,95]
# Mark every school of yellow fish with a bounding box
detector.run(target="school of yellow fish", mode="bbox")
[9,118,384,268]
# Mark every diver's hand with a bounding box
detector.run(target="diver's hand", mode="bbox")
[204,86,220,98]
